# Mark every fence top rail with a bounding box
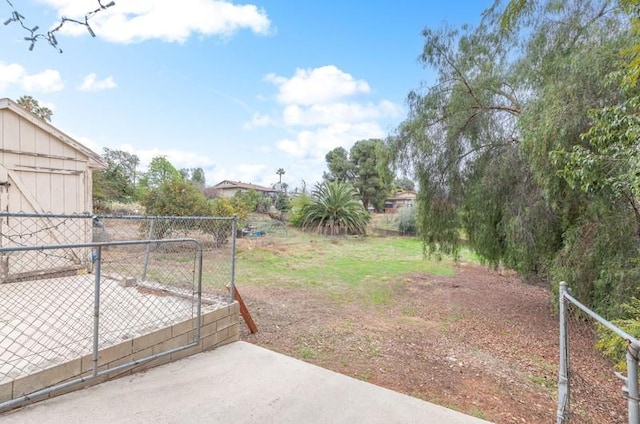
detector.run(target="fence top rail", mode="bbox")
[0,238,203,253]
[95,214,238,222]
[0,212,237,222]
[0,212,92,219]
[562,282,640,348]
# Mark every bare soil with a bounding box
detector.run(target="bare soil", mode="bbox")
[239,262,626,423]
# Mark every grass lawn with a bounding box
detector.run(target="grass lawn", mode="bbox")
[231,229,477,305]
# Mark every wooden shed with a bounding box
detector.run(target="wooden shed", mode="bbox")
[0,98,105,214]
[0,98,106,281]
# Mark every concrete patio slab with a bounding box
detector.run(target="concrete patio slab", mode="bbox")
[1,341,491,424]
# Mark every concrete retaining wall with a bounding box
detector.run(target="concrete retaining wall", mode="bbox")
[0,301,239,407]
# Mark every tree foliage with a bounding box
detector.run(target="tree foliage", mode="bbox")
[16,95,52,122]
[394,177,415,192]
[93,148,140,205]
[390,0,637,315]
[324,140,393,211]
[299,181,370,236]
[180,168,206,191]
[142,179,212,217]
[323,147,354,183]
[276,168,285,184]
[139,156,182,191]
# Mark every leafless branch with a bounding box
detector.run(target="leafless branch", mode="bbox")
[3,0,115,53]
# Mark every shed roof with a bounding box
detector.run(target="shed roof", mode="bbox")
[0,98,106,169]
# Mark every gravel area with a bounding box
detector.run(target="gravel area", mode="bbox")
[0,274,228,382]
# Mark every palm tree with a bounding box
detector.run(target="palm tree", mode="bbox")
[276,168,285,184]
[37,106,53,122]
[16,95,52,122]
[17,95,37,113]
[301,181,370,236]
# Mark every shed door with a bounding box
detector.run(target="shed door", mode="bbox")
[0,165,7,215]
[0,164,85,278]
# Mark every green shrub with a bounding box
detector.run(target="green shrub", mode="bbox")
[395,205,417,235]
[143,179,213,217]
[596,298,640,371]
[288,193,313,227]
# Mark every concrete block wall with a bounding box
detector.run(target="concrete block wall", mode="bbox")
[0,301,239,408]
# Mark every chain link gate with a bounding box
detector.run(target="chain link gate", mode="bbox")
[0,212,238,412]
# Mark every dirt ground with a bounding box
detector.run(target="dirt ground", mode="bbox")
[238,262,626,423]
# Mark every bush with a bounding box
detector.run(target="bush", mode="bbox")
[395,205,417,235]
[596,298,640,372]
[275,192,291,212]
[143,179,213,217]
[288,193,313,227]
[256,195,273,213]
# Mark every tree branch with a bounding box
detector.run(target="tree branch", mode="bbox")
[3,0,115,53]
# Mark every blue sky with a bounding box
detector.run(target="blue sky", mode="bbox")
[0,0,492,191]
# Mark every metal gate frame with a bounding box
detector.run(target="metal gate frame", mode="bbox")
[558,281,640,424]
[0,238,203,412]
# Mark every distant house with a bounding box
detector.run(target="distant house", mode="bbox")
[384,191,417,213]
[212,180,278,198]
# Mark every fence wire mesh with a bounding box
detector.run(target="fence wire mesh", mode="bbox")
[0,212,239,388]
[0,212,238,298]
[93,214,236,299]
[561,296,629,423]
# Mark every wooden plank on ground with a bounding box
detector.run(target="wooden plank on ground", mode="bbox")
[226,284,258,334]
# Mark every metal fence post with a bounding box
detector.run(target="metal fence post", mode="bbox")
[626,343,639,424]
[229,215,237,303]
[142,218,155,281]
[557,281,570,424]
[92,246,102,377]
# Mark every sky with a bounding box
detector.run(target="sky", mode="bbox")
[0,0,493,191]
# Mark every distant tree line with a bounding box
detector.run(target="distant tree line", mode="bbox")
[91,148,288,222]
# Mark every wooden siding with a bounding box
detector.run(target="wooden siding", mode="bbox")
[0,105,98,278]
[0,109,90,214]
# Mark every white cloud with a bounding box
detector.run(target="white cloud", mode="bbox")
[257,65,401,164]
[0,63,25,91]
[276,122,385,160]
[0,63,64,93]
[40,0,272,44]
[125,147,216,170]
[283,100,401,126]
[78,73,117,91]
[265,65,370,106]
[21,69,64,93]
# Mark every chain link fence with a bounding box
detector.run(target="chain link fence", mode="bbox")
[0,212,238,299]
[0,212,243,404]
[558,282,635,423]
[93,214,237,299]
[0,238,224,386]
